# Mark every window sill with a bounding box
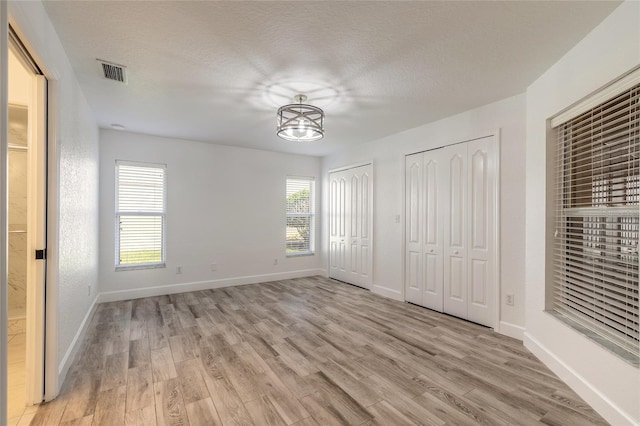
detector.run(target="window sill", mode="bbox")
[546,310,639,367]
[286,252,315,258]
[116,263,166,272]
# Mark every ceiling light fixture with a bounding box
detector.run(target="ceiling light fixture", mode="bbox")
[276,94,324,142]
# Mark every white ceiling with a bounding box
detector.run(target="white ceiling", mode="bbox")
[42,1,620,157]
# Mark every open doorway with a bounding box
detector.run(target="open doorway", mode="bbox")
[7,27,47,423]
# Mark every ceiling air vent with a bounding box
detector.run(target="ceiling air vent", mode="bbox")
[97,59,127,84]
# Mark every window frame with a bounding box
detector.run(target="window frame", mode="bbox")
[115,160,167,271]
[550,77,639,364]
[286,176,315,257]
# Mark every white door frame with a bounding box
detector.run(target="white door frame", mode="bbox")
[8,22,57,404]
[44,70,59,402]
[8,14,62,401]
[1,0,10,419]
[25,75,46,405]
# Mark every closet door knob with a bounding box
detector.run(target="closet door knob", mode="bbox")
[454,250,459,255]
[429,249,434,253]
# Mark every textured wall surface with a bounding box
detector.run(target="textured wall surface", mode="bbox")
[99,129,322,295]
[56,89,99,366]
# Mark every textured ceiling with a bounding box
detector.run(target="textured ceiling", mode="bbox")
[43,1,620,156]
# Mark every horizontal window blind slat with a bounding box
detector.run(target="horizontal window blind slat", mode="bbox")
[552,301,637,343]
[552,272,639,308]
[553,81,639,361]
[562,102,639,133]
[560,136,640,158]
[552,294,638,337]
[558,158,640,179]
[553,268,638,298]
[552,299,638,343]
[553,305,638,354]
[116,161,166,267]
[559,207,639,217]
[287,178,315,254]
[551,70,640,126]
[558,286,638,316]
[564,108,639,142]
[554,247,638,269]
[554,234,639,283]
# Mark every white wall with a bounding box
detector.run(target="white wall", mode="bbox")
[8,1,100,396]
[525,1,640,424]
[322,93,526,338]
[99,130,323,300]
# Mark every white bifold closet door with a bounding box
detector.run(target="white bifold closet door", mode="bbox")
[405,137,497,327]
[329,164,373,289]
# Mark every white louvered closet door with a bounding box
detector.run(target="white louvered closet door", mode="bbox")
[329,164,373,289]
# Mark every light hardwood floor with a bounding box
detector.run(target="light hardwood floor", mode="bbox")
[30,276,608,425]
[7,329,39,426]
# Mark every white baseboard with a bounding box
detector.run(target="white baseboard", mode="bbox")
[58,295,99,387]
[372,285,403,301]
[97,269,327,303]
[497,320,525,340]
[523,332,636,425]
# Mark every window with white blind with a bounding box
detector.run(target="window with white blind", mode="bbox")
[552,78,639,363]
[115,161,166,269]
[286,177,315,256]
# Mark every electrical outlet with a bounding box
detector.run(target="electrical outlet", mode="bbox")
[273,258,278,266]
[211,263,217,271]
[506,294,514,306]
[88,285,91,296]
[176,266,182,274]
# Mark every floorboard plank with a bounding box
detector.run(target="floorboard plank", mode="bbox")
[93,385,127,426]
[126,367,155,413]
[153,378,190,426]
[185,398,223,426]
[31,276,609,426]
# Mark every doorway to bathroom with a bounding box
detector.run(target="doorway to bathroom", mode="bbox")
[7,26,47,423]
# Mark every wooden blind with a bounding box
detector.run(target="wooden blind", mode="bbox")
[553,83,639,360]
[116,161,166,268]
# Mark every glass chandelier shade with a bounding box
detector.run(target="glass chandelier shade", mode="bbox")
[276,95,325,142]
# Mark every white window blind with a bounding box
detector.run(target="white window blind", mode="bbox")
[553,82,639,361]
[286,177,315,255]
[116,161,166,269]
